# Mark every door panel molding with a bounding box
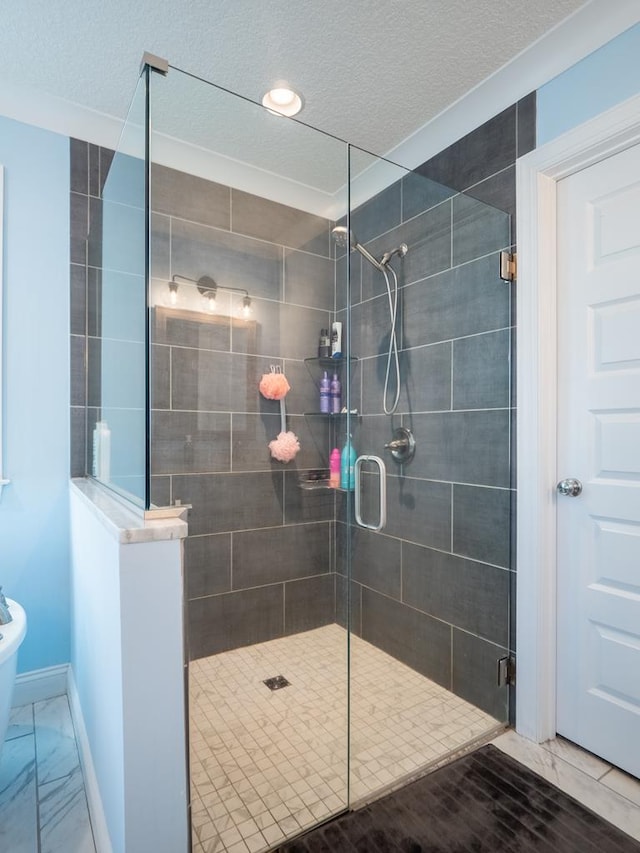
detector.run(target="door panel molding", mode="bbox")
[515,93,640,743]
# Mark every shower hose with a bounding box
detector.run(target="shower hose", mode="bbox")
[381,262,400,415]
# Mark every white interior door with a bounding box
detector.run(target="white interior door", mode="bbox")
[556,142,640,778]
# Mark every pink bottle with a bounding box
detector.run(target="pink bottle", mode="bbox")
[329,448,341,489]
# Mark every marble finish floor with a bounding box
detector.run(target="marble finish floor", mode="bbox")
[0,695,95,853]
[189,624,502,853]
[493,729,640,843]
[2,684,639,853]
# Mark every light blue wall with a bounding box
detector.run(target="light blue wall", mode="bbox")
[0,116,71,673]
[537,22,640,145]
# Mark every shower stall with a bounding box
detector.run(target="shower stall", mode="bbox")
[86,57,514,852]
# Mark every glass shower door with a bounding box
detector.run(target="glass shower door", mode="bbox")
[343,145,514,804]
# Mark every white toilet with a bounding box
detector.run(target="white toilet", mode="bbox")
[0,598,27,756]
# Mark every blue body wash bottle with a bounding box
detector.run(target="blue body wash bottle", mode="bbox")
[340,435,356,491]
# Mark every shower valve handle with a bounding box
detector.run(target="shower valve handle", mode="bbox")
[384,427,415,463]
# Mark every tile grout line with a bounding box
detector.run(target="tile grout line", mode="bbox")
[32,702,43,853]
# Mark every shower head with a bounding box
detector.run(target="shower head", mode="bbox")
[331,225,385,272]
[331,225,356,251]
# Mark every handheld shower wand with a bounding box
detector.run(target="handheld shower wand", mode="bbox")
[332,226,407,415]
[380,243,408,267]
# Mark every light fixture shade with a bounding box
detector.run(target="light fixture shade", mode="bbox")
[240,295,252,319]
[262,86,304,117]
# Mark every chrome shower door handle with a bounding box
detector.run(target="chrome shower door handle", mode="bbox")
[354,455,387,531]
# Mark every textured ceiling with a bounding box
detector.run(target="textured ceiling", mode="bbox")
[2,0,588,163]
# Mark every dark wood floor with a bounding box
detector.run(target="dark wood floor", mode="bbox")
[277,744,640,852]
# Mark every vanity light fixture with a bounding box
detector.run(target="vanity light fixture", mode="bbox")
[240,294,252,319]
[168,275,252,317]
[261,85,304,117]
[196,274,218,313]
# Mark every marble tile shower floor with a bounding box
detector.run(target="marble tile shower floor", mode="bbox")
[189,624,501,853]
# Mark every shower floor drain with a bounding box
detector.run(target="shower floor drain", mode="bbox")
[263,675,290,691]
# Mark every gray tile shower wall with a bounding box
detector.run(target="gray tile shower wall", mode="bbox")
[149,164,337,656]
[69,146,339,656]
[69,139,112,478]
[336,94,533,719]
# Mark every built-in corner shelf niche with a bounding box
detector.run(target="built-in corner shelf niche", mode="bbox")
[0,166,9,500]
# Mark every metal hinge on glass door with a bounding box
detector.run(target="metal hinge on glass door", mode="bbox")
[499,251,517,282]
[497,655,516,687]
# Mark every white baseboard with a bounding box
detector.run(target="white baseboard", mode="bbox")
[67,668,113,853]
[12,664,69,707]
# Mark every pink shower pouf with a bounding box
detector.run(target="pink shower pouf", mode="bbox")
[259,372,291,400]
[268,431,300,463]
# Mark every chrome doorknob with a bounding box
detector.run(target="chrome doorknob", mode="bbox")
[556,478,582,497]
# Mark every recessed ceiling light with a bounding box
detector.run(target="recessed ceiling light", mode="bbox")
[262,85,304,117]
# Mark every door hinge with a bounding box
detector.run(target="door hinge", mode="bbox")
[499,251,517,282]
[497,655,516,687]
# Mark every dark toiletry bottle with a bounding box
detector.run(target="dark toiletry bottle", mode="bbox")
[318,328,331,358]
[320,371,330,413]
[330,373,341,414]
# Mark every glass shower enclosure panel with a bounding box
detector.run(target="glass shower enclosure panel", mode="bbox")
[345,143,514,801]
[142,59,514,850]
[89,72,149,506]
[147,66,352,847]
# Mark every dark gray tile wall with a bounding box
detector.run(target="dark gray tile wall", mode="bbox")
[452,629,509,721]
[188,584,285,658]
[284,574,335,635]
[337,96,530,719]
[69,140,111,477]
[70,143,339,657]
[149,166,337,658]
[361,587,452,689]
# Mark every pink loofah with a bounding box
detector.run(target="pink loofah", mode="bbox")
[259,372,290,400]
[261,372,299,462]
[268,431,300,463]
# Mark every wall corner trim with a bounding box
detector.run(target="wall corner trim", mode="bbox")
[0,165,8,501]
[68,667,114,853]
